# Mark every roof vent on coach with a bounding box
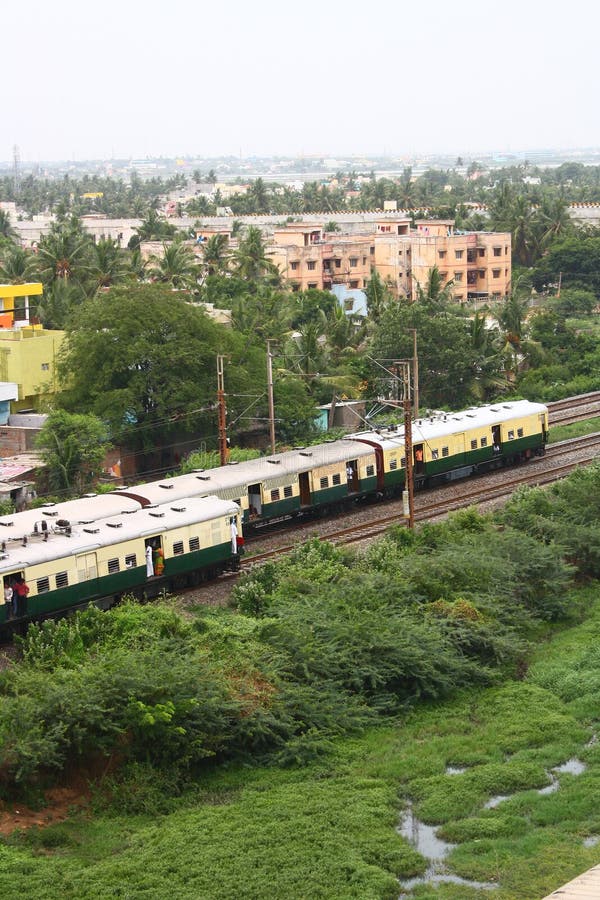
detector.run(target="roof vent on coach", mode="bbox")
[159,483,174,489]
[83,527,100,534]
[171,505,186,512]
[196,475,211,481]
[299,451,313,457]
[267,459,281,464]
[107,522,123,528]
[149,511,166,518]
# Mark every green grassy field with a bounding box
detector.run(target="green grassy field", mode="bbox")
[0,583,599,899]
[548,415,600,444]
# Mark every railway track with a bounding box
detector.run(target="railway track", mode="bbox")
[548,391,600,426]
[237,432,600,568]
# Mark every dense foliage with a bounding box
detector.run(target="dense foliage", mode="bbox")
[0,464,597,801]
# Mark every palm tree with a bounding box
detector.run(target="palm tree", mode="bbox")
[536,194,574,250]
[0,209,16,242]
[508,196,538,266]
[415,265,455,308]
[88,237,129,291]
[231,226,280,288]
[466,312,509,400]
[201,234,229,277]
[36,219,92,287]
[133,209,177,243]
[0,246,39,284]
[148,241,199,289]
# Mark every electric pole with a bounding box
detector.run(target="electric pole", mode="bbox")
[216,355,229,465]
[409,328,419,420]
[267,340,276,454]
[400,362,415,530]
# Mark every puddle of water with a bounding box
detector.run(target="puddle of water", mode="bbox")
[397,803,497,895]
[538,772,559,795]
[583,835,600,847]
[484,794,510,809]
[445,765,467,775]
[398,803,453,861]
[554,758,586,776]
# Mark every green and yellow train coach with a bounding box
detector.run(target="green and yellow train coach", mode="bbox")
[0,495,241,628]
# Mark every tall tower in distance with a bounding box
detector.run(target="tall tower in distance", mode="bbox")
[12,144,20,196]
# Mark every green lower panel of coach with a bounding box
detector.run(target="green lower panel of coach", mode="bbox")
[382,468,405,491]
[311,482,352,509]
[163,540,233,577]
[259,495,300,521]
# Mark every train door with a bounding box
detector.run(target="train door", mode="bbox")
[77,552,98,583]
[299,472,311,507]
[248,483,262,519]
[492,425,501,453]
[144,536,164,577]
[414,444,425,474]
[346,461,357,493]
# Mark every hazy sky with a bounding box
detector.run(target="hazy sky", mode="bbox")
[3,0,599,163]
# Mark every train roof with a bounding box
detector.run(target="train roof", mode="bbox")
[348,400,548,450]
[0,495,239,574]
[0,494,142,543]
[116,440,373,505]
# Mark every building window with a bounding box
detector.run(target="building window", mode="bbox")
[290,261,299,271]
[189,537,200,552]
[505,246,509,255]
[283,485,293,498]
[507,430,515,440]
[492,291,501,299]
[173,541,184,555]
[320,476,329,489]
[366,465,374,477]
[332,473,341,486]
[481,437,488,447]
[442,446,449,457]
[270,489,280,502]
[108,558,120,574]
[389,458,397,470]
[335,259,341,268]
[400,457,406,468]
[41,362,50,371]
[349,257,358,267]
[37,576,50,594]
[454,294,464,300]
[454,271,463,281]
[471,439,477,449]
[370,246,375,255]
[125,553,137,568]
[454,249,464,259]
[55,571,69,589]
[493,247,502,256]
[431,449,439,460]
[362,256,367,265]
[438,250,447,259]
[291,283,300,292]
[479,269,486,278]
[492,269,501,278]
[505,268,508,276]
[307,282,318,289]
[349,280,359,289]
[307,260,316,270]
[517,427,524,437]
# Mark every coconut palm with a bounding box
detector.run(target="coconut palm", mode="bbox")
[36,219,92,287]
[88,237,129,291]
[0,209,16,242]
[415,265,455,308]
[466,312,509,400]
[536,194,574,250]
[148,241,199,289]
[201,234,230,277]
[0,246,39,284]
[231,226,280,288]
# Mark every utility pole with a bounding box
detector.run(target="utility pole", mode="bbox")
[400,362,415,530]
[557,271,562,298]
[216,355,229,466]
[409,328,419,419]
[266,340,276,454]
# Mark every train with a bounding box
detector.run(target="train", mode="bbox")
[0,399,548,628]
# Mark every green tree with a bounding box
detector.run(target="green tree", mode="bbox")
[0,246,39,284]
[200,233,230,277]
[148,241,199,289]
[36,410,110,494]
[36,217,92,289]
[231,226,280,288]
[88,237,129,291]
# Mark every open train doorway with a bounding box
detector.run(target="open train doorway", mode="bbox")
[492,424,501,453]
[144,536,164,578]
[346,460,357,493]
[248,484,262,520]
[299,472,311,507]
[414,444,425,474]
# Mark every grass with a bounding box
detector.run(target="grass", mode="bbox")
[2,585,600,898]
[548,415,600,443]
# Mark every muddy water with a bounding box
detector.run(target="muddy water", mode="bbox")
[397,802,497,896]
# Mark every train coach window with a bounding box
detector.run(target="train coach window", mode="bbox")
[108,558,120,574]
[507,430,514,440]
[37,576,50,594]
[270,489,280,502]
[481,437,488,447]
[389,458,398,470]
[332,473,341,486]
[173,541,184,555]
[366,464,375,477]
[55,572,68,589]
[431,449,439,460]
[320,476,329,489]
[442,447,449,457]
[125,554,137,568]
[470,439,477,449]
[400,458,406,468]
[284,485,293,498]
[517,427,524,437]
[189,537,200,552]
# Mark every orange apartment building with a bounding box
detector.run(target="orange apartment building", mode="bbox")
[270,219,511,303]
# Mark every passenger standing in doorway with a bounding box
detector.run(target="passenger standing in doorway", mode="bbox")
[13,577,29,616]
[230,517,238,554]
[3,581,13,619]
[145,545,154,577]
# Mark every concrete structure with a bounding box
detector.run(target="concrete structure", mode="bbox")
[542,863,600,899]
[0,384,19,425]
[270,223,375,292]
[0,324,64,411]
[0,283,43,326]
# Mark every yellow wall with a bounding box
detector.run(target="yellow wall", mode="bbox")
[0,328,64,409]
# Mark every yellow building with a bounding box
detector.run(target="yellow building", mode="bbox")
[0,284,64,410]
[270,224,375,292]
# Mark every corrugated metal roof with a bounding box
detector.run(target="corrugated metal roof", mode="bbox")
[542,863,600,898]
